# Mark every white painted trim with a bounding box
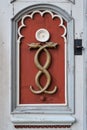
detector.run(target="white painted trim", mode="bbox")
[10,0,75,4]
[11,114,75,126]
[83,0,87,129]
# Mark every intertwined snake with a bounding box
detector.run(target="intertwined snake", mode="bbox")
[28,42,58,94]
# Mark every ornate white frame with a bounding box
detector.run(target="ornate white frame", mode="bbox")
[11,4,75,127]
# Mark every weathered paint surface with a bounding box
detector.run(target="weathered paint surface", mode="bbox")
[0,0,84,130]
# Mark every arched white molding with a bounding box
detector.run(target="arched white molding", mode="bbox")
[10,0,75,4]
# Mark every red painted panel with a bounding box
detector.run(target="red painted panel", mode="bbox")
[19,12,67,104]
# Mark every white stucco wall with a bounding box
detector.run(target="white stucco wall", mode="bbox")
[0,0,84,130]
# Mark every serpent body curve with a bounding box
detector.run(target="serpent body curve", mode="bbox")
[29,42,58,94]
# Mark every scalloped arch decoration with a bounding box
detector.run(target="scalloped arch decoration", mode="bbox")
[18,10,67,44]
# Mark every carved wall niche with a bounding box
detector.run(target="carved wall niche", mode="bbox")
[11,4,75,127]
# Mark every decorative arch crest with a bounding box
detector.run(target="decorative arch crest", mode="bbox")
[12,4,73,22]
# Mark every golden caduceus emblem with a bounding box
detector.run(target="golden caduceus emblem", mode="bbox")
[28,29,58,94]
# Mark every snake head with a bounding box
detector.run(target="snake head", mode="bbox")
[46,42,58,48]
[27,43,41,49]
